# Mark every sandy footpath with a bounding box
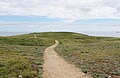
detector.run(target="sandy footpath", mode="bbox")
[43,40,91,78]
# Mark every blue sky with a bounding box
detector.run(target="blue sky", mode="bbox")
[0,16,63,22]
[0,15,120,24]
[75,19,120,24]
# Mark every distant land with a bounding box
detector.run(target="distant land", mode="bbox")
[0,23,120,37]
[0,31,120,38]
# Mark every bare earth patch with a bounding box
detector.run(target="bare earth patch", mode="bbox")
[43,40,91,78]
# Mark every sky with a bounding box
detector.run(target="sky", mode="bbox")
[0,0,120,23]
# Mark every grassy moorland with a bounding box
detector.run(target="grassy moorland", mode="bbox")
[54,32,120,78]
[0,32,120,78]
[0,33,55,78]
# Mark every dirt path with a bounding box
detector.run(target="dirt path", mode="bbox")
[43,40,91,78]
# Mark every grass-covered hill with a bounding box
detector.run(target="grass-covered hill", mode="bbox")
[0,32,120,78]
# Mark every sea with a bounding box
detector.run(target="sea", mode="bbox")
[0,23,120,38]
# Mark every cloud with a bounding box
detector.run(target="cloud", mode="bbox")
[0,0,120,21]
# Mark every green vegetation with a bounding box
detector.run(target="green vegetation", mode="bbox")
[0,33,55,78]
[54,32,120,78]
[0,51,34,78]
[0,32,120,78]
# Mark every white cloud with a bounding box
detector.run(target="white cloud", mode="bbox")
[0,0,120,20]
